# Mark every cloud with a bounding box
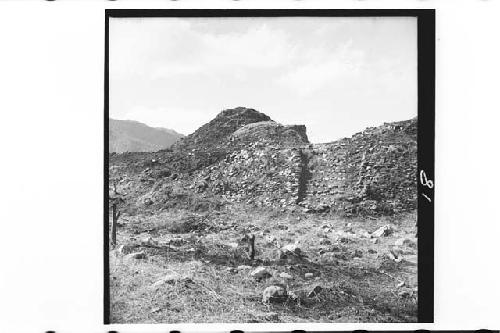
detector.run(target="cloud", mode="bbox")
[276,40,366,97]
[110,18,296,81]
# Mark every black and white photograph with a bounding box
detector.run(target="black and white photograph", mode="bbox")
[3,1,500,332]
[106,10,434,324]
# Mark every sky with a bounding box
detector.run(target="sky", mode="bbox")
[109,17,417,143]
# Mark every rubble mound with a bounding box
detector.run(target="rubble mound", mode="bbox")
[109,108,417,217]
[173,107,271,151]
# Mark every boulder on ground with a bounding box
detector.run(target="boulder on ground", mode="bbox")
[262,284,288,303]
[371,225,393,238]
[251,266,272,280]
[237,265,252,271]
[127,251,146,260]
[116,244,137,255]
[279,244,306,262]
[279,272,293,279]
[281,244,302,255]
[308,285,323,298]
[305,272,314,279]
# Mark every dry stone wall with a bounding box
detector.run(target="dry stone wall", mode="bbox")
[192,145,304,208]
[302,118,417,215]
[192,118,417,215]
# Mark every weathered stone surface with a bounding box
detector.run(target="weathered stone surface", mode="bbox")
[262,284,288,303]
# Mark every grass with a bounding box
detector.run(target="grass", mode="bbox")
[110,205,417,323]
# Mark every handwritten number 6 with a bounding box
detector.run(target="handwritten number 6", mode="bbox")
[420,170,434,189]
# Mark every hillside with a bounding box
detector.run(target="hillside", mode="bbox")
[110,118,184,153]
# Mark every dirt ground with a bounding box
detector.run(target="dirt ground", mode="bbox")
[109,205,417,323]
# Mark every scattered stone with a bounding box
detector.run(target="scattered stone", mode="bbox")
[251,267,272,280]
[386,251,397,261]
[397,281,406,288]
[339,237,350,244]
[308,285,323,298]
[226,267,237,273]
[262,284,287,303]
[169,237,185,246]
[141,236,156,245]
[279,272,293,279]
[255,312,279,321]
[237,265,252,271]
[287,290,299,301]
[227,242,239,249]
[394,237,417,248]
[372,225,393,238]
[281,244,302,255]
[371,238,379,244]
[319,239,331,245]
[305,272,314,279]
[116,244,136,255]
[390,247,404,259]
[353,249,363,258]
[398,289,412,298]
[265,235,277,243]
[150,307,162,314]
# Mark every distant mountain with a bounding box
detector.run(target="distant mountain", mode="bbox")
[109,118,184,153]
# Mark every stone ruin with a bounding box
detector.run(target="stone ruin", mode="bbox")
[189,109,417,216]
[110,107,417,216]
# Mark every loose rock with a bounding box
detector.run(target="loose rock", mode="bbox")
[308,285,323,298]
[372,225,393,238]
[262,284,287,303]
[394,237,417,248]
[251,267,272,280]
[128,251,146,260]
[237,265,252,271]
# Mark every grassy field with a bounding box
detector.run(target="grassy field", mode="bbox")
[109,205,417,323]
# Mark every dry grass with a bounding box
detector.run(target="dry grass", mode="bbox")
[110,205,417,323]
